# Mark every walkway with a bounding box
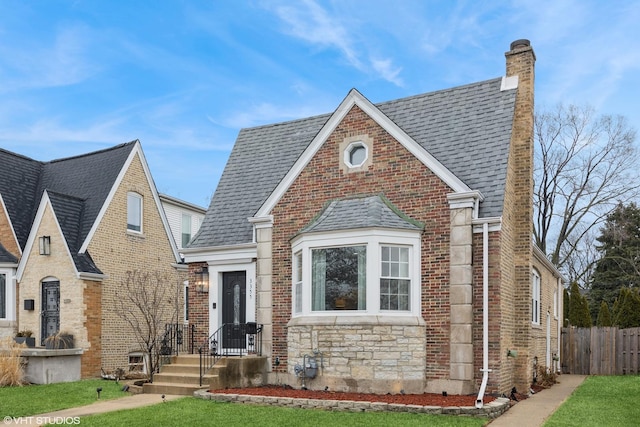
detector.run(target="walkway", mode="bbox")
[489,375,586,426]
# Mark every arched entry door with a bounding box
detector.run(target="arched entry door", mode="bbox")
[41,280,60,344]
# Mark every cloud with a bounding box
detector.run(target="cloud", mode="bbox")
[0,24,99,92]
[267,0,404,86]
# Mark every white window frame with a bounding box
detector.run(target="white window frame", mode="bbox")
[532,269,541,325]
[344,141,368,168]
[127,192,143,233]
[0,269,15,321]
[291,228,421,317]
[183,281,189,324]
[293,251,303,314]
[128,352,147,374]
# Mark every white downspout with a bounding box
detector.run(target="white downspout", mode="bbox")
[557,277,562,373]
[475,222,491,408]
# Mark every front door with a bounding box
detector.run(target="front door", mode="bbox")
[222,271,246,349]
[41,281,60,345]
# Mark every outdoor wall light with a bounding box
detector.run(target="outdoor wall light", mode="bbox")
[39,236,51,255]
[507,349,518,357]
[195,266,209,293]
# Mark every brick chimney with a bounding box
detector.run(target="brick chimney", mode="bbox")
[503,39,536,394]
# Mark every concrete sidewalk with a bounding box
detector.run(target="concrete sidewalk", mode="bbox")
[489,375,586,427]
[6,393,184,425]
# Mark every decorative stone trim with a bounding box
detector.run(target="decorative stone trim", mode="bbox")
[194,390,510,418]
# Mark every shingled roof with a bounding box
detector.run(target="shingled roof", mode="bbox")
[0,142,137,273]
[190,77,516,249]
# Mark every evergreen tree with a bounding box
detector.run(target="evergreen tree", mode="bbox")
[563,288,570,327]
[568,281,592,327]
[613,287,640,328]
[596,301,612,327]
[590,202,640,320]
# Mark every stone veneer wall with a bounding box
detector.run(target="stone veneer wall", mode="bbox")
[287,317,426,394]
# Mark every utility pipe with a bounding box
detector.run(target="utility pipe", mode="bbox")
[475,222,491,408]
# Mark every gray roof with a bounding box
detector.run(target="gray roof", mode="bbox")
[0,142,137,273]
[299,195,423,235]
[190,78,516,248]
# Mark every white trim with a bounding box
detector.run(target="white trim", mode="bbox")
[532,268,541,325]
[182,243,257,265]
[208,262,256,339]
[501,75,519,91]
[472,216,502,233]
[533,245,565,280]
[255,89,471,217]
[0,194,21,257]
[127,191,143,233]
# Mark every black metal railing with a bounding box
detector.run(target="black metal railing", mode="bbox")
[199,322,263,386]
[160,323,195,357]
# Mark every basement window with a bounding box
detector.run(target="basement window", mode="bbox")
[128,352,147,374]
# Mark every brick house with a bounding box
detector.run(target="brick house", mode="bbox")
[0,141,186,378]
[183,40,563,399]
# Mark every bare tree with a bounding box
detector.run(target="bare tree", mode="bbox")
[534,103,639,285]
[115,270,179,381]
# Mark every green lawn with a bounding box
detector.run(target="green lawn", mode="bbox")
[0,379,129,417]
[544,375,640,427]
[79,398,488,427]
[0,379,488,427]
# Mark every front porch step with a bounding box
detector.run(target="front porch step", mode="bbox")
[143,354,216,396]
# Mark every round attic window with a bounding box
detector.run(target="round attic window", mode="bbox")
[345,142,367,168]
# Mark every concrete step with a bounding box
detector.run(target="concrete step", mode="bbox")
[165,354,203,366]
[159,364,206,375]
[152,372,216,385]
[143,382,209,396]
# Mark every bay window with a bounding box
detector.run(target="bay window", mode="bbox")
[291,229,420,317]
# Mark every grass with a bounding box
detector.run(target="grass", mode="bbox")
[544,375,640,427]
[79,398,489,427]
[0,379,129,417]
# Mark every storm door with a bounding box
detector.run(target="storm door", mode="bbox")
[222,271,246,350]
[41,280,60,344]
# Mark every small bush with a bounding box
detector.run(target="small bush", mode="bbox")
[0,337,25,386]
[536,365,557,388]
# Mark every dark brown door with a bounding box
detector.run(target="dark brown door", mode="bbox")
[222,271,246,349]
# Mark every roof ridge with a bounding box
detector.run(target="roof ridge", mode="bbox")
[47,140,137,164]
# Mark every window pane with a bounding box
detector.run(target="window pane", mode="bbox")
[380,278,410,311]
[181,214,192,247]
[312,246,366,311]
[127,193,141,231]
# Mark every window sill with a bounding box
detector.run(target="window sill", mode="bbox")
[126,230,146,239]
[288,314,425,327]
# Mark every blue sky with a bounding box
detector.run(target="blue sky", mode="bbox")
[1,1,639,208]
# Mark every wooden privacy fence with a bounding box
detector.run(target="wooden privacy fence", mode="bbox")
[561,327,640,375]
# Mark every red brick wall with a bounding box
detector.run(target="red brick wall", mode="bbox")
[188,262,209,349]
[82,280,102,377]
[269,105,453,380]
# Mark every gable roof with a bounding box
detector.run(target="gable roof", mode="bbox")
[190,77,516,249]
[0,142,137,273]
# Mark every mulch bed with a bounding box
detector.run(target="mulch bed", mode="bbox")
[211,384,498,407]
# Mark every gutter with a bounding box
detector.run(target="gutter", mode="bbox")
[475,222,491,408]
